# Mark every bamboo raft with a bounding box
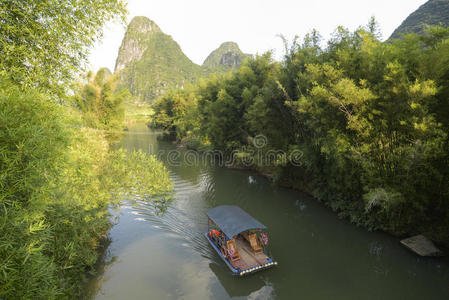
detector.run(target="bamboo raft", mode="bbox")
[205,205,277,276]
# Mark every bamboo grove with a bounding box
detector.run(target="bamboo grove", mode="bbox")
[0,1,172,298]
[152,21,449,246]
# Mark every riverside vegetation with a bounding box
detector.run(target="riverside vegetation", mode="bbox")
[0,1,172,298]
[151,20,449,247]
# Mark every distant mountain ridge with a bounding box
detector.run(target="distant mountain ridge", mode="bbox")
[114,16,250,102]
[115,17,162,73]
[114,16,201,101]
[202,41,250,70]
[390,0,449,39]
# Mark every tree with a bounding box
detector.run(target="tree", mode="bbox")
[0,0,127,94]
[72,68,126,130]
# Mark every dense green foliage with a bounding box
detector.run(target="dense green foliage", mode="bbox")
[152,87,200,140]
[152,23,449,245]
[0,85,173,298]
[390,0,449,39]
[72,68,127,131]
[0,2,174,299]
[0,0,127,94]
[115,16,249,103]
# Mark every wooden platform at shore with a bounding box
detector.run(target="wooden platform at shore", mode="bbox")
[400,235,444,257]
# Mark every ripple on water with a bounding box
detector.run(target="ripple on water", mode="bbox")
[119,172,217,260]
[88,126,449,300]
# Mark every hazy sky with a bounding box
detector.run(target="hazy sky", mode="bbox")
[88,0,427,72]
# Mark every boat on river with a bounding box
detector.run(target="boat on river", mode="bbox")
[205,205,277,276]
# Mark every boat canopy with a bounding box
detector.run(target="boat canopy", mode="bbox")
[206,205,267,238]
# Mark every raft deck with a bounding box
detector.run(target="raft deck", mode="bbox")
[205,233,276,276]
[231,238,270,270]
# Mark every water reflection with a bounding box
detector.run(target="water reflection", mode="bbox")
[83,237,117,299]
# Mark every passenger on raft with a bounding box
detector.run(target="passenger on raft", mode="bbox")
[209,229,220,238]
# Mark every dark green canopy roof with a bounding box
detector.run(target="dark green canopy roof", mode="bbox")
[206,205,267,238]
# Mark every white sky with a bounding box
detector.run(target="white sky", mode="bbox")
[88,0,427,72]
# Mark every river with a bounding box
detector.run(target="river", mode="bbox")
[85,122,449,299]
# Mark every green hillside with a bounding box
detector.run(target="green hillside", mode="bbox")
[390,0,449,39]
[114,17,249,102]
[115,16,203,101]
[202,41,250,70]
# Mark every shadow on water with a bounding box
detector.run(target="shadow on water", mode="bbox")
[85,123,449,300]
[83,237,118,300]
[208,263,274,298]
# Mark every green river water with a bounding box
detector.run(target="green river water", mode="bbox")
[85,122,449,299]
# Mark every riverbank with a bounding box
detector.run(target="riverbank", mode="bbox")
[228,161,448,251]
[160,131,448,252]
[150,29,449,250]
[237,164,448,252]
[124,100,153,127]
